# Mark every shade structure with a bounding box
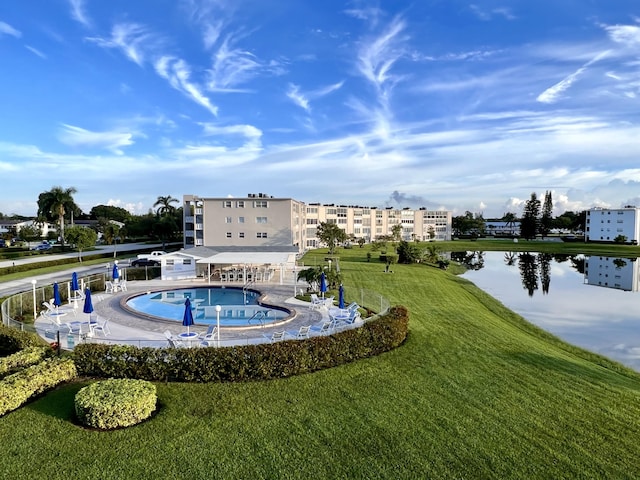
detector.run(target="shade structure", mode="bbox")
[183,298,195,335]
[71,272,79,292]
[53,283,62,307]
[112,264,120,280]
[339,284,345,309]
[320,272,327,298]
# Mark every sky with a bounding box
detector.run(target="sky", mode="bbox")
[1,0,640,219]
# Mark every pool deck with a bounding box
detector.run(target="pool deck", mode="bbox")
[35,279,339,349]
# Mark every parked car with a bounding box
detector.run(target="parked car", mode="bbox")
[131,258,160,267]
[0,239,6,248]
[31,243,52,251]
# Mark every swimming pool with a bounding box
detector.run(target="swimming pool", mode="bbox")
[124,286,290,327]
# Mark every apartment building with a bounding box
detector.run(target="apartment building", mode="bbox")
[304,204,452,249]
[586,207,640,244]
[184,194,452,252]
[183,194,306,252]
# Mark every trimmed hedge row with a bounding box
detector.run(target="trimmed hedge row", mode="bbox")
[0,324,49,357]
[75,379,157,430]
[0,346,52,379]
[0,357,77,416]
[73,306,409,382]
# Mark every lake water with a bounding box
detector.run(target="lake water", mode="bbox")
[458,251,640,371]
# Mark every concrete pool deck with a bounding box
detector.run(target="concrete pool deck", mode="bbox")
[35,279,336,349]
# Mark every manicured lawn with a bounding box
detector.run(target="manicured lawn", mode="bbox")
[2,246,640,479]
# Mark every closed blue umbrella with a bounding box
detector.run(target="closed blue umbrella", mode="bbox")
[183,298,194,335]
[320,272,327,299]
[83,288,94,321]
[71,272,79,292]
[112,263,120,280]
[339,284,345,309]
[53,282,62,307]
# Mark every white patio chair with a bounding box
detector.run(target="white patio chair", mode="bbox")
[263,331,286,343]
[105,281,115,293]
[199,325,218,347]
[91,318,111,336]
[287,325,311,340]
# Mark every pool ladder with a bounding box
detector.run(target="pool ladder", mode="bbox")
[248,310,270,327]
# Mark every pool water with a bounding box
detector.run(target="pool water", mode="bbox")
[125,287,289,327]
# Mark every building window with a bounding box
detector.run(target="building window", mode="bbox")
[254,200,268,208]
[223,200,232,208]
[226,232,232,238]
[236,201,245,208]
[239,232,245,238]
[238,217,245,223]
[225,216,232,223]
[257,232,268,238]
[256,217,267,224]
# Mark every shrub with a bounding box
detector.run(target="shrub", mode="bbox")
[0,324,49,356]
[0,346,52,379]
[73,306,409,383]
[75,379,157,430]
[0,357,77,417]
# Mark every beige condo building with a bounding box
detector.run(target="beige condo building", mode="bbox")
[183,194,452,252]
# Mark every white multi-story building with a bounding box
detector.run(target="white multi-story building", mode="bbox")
[184,194,453,252]
[303,204,451,249]
[586,207,640,244]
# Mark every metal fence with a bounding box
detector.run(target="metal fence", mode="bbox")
[2,276,390,350]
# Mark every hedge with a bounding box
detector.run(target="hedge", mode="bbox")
[0,346,52,379]
[0,357,77,416]
[73,305,409,383]
[0,324,49,357]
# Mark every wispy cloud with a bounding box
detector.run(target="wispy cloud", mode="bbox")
[155,56,219,116]
[286,84,310,111]
[68,0,91,28]
[537,50,610,103]
[87,23,157,66]
[25,45,46,59]
[58,124,134,154]
[604,23,640,47]
[469,5,517,21]
[286,81,344,112]
[0,21,21,38]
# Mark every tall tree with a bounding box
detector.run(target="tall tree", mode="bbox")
[36,186,78,245]
[316,222,347,254]
[520,192,541,240]
[65,225,98,262]
[153,195,179,217]
[540,191,553,238]
[391,224,402,242]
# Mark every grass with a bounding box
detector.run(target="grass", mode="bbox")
[2,246,640,479]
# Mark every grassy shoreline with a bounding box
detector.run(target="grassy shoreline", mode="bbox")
[1,245,640,479]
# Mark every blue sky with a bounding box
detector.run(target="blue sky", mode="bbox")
[1,0,639,218]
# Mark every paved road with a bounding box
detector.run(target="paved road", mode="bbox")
[0,243,165,297]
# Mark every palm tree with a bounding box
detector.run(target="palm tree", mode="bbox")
[153,195,178,217]
[37,186,78,245]
[502,212,518,236]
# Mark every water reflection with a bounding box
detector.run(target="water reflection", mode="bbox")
[459,251,640,371]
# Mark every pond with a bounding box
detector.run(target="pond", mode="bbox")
[458,251,640,372]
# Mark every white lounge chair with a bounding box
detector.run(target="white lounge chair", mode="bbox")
[164,330,185,348]
[286,325,311,340]
[309,294,325,310]
[199,325,218,347]
[263,331,286,343]
[310,320,336,336]
[105,281,115,293]
[91,318,111,336]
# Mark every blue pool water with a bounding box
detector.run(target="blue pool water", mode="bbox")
[125,287,289,327]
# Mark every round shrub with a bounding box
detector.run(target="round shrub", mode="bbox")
[75,378,157,430]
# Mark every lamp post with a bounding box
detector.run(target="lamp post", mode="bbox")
[31,279,37,320]
[215,305,221,348]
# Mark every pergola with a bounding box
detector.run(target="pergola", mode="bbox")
[196,251,297,284]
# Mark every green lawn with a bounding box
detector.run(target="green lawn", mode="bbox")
[2,246,640,479]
